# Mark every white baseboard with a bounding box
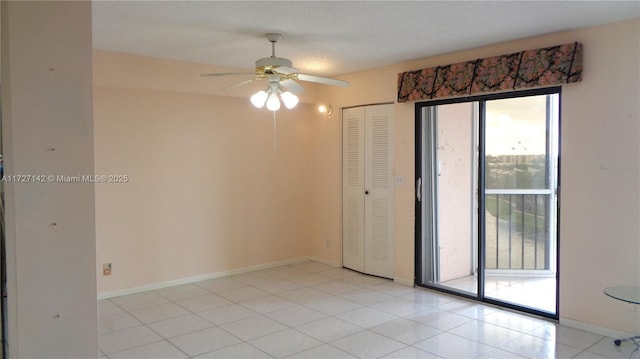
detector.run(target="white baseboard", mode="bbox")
[309,256,341,268]
[393,276,415,287]
[560,317,632,339]
[98,257,311,300]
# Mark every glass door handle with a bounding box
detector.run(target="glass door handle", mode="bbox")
[416,178,422,202]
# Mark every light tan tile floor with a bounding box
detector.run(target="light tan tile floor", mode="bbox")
[98,261,633,358]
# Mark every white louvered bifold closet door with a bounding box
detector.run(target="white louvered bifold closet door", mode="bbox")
[363,104,394,278]
[342,104,394,278]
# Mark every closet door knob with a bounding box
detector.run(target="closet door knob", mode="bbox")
[365,190,369,195]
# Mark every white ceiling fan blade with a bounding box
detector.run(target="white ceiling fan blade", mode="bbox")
[274,66,298,75]
[220,79,256,91]
[297,74,349,87]
[200,72,254,77]
[280,79,304,94]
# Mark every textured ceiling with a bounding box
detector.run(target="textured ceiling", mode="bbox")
[92,1,640,76]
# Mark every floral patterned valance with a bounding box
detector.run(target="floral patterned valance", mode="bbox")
[397,42,582,103]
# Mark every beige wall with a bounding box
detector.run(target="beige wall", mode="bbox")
[2,1,98,357]
[559,18,639,334]
[312,18,640,334]
[94,52,319,293]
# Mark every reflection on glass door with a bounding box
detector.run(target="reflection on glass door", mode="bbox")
[420,102,478,295]
[483,94,559,314]
[416,89,560,318]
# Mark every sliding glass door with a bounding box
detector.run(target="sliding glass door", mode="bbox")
[415,88,560,318]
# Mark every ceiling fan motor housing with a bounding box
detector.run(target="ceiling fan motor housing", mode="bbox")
[255,57,293,73]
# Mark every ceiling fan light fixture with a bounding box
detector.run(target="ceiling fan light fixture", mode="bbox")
[250,90,268,108]
[280,91,299,109]
[266,91,281,111]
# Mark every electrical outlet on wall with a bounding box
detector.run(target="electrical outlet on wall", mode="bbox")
[103,263,112,276]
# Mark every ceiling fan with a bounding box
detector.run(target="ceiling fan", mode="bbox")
[201,33,349,111]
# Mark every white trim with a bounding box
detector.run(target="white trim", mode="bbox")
[485,269,556,278]
[309,256,341,268]
[560,317,632,339]
[98,257,311,300]
[394,276,415,287]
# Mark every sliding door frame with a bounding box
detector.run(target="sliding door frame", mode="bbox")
[414,87,562,320]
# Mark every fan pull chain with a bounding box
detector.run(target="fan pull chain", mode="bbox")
[273,110,278,153]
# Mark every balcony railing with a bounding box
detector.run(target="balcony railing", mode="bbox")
[485,192,552,270]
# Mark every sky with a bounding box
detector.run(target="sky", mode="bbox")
[485,94,553,156]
